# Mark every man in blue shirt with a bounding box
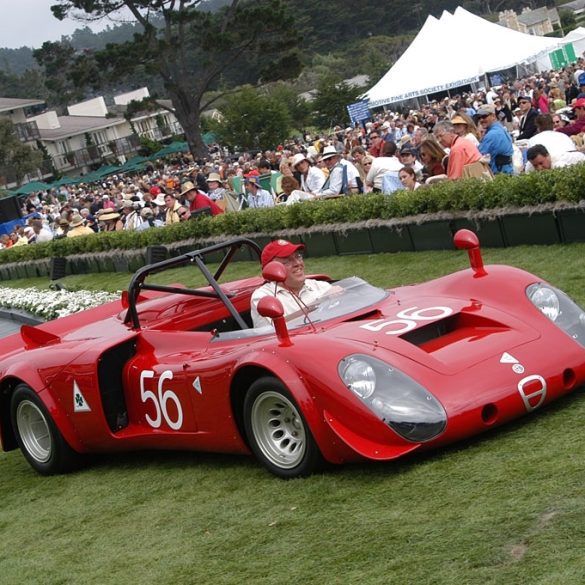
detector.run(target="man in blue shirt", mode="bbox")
[477,104,514,175]
[244,173,274,208]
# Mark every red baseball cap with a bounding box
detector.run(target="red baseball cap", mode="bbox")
[244,169,260,184]
[261,239,304,267]
[573,98,585,109]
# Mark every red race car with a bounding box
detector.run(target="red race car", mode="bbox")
[1,231,585,478]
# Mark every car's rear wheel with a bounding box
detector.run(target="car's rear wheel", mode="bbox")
[10,384,80,475]
[243,377,323,478]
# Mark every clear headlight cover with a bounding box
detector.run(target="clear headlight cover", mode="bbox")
[527,283,585,348]
[338,354,446,443]
[339,356,376,399]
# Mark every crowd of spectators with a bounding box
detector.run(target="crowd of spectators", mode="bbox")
[4,60,585,249]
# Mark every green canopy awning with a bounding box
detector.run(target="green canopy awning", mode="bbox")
[51,176,79,187]
[93,165,122,179]
[14,180,53,194]
[118,156,150,173]
[151,141,189,158]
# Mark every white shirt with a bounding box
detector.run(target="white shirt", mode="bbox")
[301,166,326,193]
[528,131,577,158]
[525,131,583,172]
[247,188,274,208]
[551,151,585,168]
[366,157,403,190]
[251,278,333,328]
[35,227,54,243]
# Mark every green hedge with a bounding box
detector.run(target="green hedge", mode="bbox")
[2,166,585,265]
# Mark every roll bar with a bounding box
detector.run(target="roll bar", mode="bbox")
[124,238,262,330]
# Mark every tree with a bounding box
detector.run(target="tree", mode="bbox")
[559,9,577,36]
[48,0,301,158]
[208,87,292,151]
[265,83,311,132]
[0,119,43,186]
[33,41,101,110]
[0,69,48,101]
[310,75,362,130]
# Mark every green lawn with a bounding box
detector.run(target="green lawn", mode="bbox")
[2,244,585,585]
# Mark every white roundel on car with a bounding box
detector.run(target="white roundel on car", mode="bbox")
[73,381,91,412]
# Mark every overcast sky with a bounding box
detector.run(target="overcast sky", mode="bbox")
[2,0,127,49]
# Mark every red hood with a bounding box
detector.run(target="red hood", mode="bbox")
[330,294,540,375]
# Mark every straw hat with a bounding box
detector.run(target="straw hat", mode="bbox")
[451,115,468,125]
[98,211,120,221]
[207,172,223,184]
[180,181,197,196]
[69,214,85,228]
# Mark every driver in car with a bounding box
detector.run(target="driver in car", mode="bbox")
[251,239,334,328]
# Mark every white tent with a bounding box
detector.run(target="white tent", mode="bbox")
[556,26,585,64]
[364,7,563,108]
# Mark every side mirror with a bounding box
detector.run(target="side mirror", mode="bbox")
[258,296,285,319]
[453,228,480,250]
[262,260,287,283]
[453,229,487,277]
[257,296,292,347]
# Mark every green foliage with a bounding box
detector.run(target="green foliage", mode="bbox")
[209,87,293,151]
[32,41,88,108]
[265,83,311,132]
[0,68,47,101]
[310,74,362,129]
[560,9,577,35]
[138,136,163,156]
[0,118,43,185]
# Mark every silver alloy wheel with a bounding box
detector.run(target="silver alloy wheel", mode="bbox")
[250,390,306,469]
[16,399,52,463]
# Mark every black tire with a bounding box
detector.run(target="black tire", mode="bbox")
[10,383,80,475]
[243,376,324,478]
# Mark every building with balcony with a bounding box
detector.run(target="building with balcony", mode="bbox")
[0,97,45,143]
[30,99,137,175]
[1,88,185,187]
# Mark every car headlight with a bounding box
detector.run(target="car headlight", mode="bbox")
[338,354,446,443]
[528,285,560,321]
[527,283,585,348]
[339,356,376,399]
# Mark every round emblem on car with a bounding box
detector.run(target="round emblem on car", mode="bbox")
[513,363,525,374]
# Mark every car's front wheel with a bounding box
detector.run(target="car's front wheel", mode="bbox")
[10,384,80,475]
[243,377,323,478]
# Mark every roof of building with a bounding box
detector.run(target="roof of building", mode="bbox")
[0,97,46,114]
[518,6,559,27]
[38,115,128,141]
[559,0,585,12]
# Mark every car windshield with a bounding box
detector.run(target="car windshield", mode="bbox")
[214,277,388,341]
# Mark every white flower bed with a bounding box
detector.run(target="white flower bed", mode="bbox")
[0,287,120,321]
